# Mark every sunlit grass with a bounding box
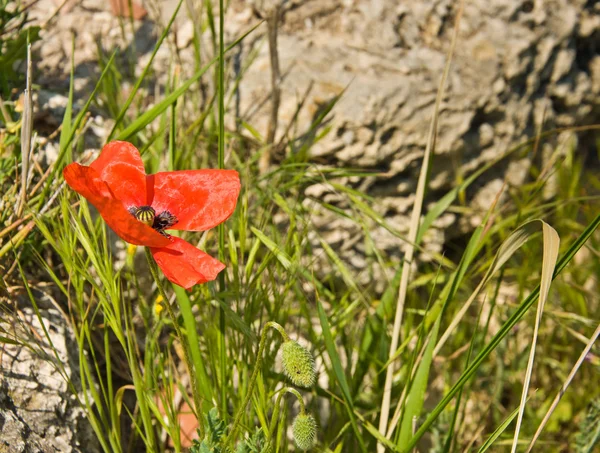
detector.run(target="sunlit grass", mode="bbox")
[0,1,599,452]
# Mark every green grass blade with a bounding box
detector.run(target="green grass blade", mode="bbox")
[392,227,481,442]
[39,49,118,208]
[319,237,363,298]
[434,219,555,356]
[402,213,600,452]
[0,335,20,345]
[107,0,184,140]
[416,154,505,246]
[442,297,486,452]
[317,299,367,452]
[379,4,464,443]
[477,405,523,452]
[362,420,402,452]
[510,222,560,451]
[250,226,292,270]
[524,324,600,452]
[214,298,255,340]
[115,22,261,141]
[62,49,118,164]
[59,37,75,162]
[168,69,177,171]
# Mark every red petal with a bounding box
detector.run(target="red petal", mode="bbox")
[64,163,170,247]
[147,170,240,232]
[90,141,147,208]
[150,236,225,289]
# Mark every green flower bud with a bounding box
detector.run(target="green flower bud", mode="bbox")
[281,340,316,388]
[292,414,317,451]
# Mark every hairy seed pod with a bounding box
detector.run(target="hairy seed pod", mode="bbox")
[281,340,316,388]
[292,414,317,450]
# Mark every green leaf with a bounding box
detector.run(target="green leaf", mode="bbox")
[0,335,20,345]
[174,285,214,409]
[240,120,264,142]
[397,319,441,446]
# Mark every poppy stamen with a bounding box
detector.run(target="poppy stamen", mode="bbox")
[153,211,178,231]
[129,206,178,234]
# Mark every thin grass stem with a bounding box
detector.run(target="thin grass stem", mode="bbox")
[377,2,464,448]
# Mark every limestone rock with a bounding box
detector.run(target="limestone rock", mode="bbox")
[231,0,599,284]
[0,307,101,453]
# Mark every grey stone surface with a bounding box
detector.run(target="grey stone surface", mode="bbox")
[0,307,100,453]
[232,0,600,287]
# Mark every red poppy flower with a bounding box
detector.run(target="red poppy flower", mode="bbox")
[63,141,241,289]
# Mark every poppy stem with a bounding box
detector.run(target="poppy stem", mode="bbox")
[225,321,289,446]
[144,247,205,440]
[217,0,228,423]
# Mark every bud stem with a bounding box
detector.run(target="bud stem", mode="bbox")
[268,387,305,439]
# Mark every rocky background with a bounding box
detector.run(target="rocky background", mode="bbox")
[28,0,600,283]
[241,0,600,285]
[1,0,599,450]
[0,301,101,453]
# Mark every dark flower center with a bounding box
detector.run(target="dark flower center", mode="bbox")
[129,205,178,234]
[132,206,155,226]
